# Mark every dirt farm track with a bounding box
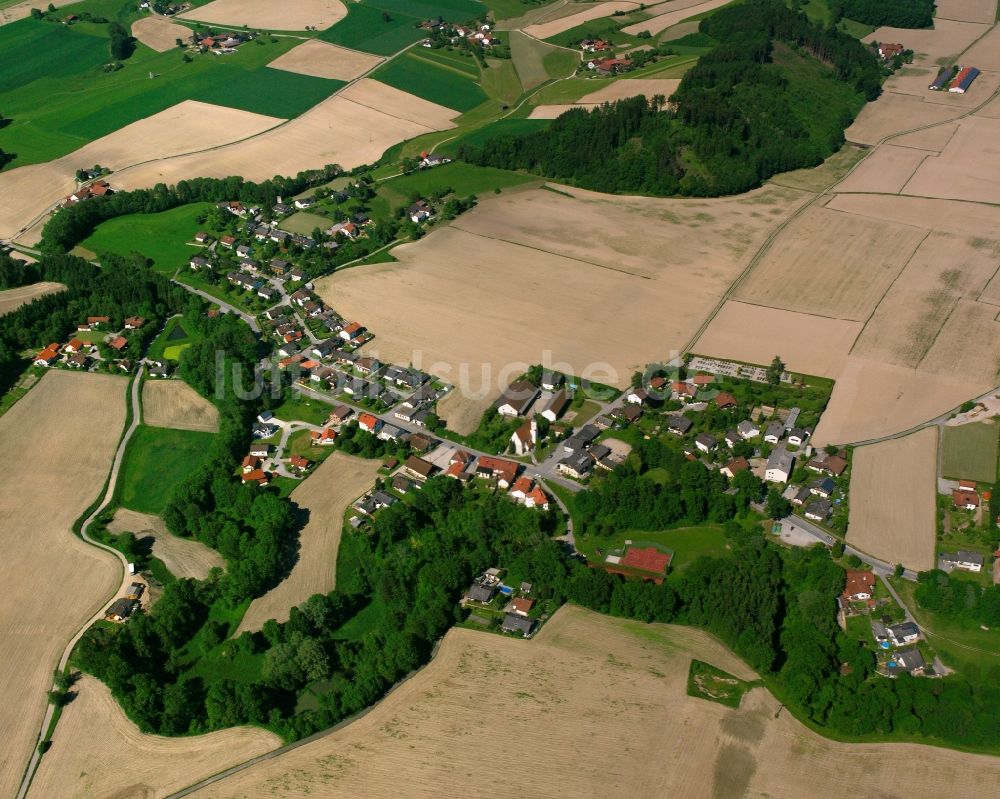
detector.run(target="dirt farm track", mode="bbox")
[0,371,126,799]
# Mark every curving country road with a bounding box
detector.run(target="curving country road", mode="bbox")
[15,365,145,799]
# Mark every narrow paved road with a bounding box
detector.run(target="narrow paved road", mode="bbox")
[15,365,145,799]
[171,280,261,333]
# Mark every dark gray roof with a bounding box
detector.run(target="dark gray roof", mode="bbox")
[501,612,533,635]
[666,415,692,433]
[889,622,919,638]
[468,583,495,603]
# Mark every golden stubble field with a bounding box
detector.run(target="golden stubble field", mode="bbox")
[848,428,939,571]
[317,183,809,419]
[142,379,220,432]
[237,452,380,633]
[189,605,1000,798]
[0,281,64,315]
[0,101,284,241]
[131,15,192,52]
[107,508,225,581]
[524,1,640,39]
[180,0,347,30]
[0,371,125,798]
[27,675,279,799]
[267,39,383,81]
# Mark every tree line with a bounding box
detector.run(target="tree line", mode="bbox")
[831,0,935,29]
[459,0,881,196]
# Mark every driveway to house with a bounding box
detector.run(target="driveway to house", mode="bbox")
[171,279,260,333]
[16,366,146,799]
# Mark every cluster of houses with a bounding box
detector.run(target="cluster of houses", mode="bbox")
[188,29,252,55]
[463,568,537,637]
[239,440,313,487]
[418,19,500,48]
[495,373,572,456]
[34,315,147,372]
[586,57,633,76]
[579,38,613,53]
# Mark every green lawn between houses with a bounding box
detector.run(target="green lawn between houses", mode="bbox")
[0,10,340,169]
[941,422,999,483]
[81,202,216,274]
[118,424,216,514]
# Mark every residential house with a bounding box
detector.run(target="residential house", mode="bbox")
[671,381,697,401]
[289,454,311,473]
[407,432,435,453]
[720,457,750,479]
[64,338,86,354]
[843,570,875,601]
[189,255,209,270]
[557,451,593,479]
[787,428,808,447]
[810,477,836,499]
[220,235,236,248]
[476,455,519,488]
[377,423,404,442]
[124,316,146,330]
[87,316,110,328]
[790,486,812,506]
[804,499,831,521]
[358,412,381,434]
[105,598,139,622]
[496,380,540,417]
[562,424,600,454]
[467,581,496,603]
[625,387,648,405]
[242,455,261,473]
[249,443,270,458]
[501,612,534,637]
[408,200,433,223]
[355,356,382,376]
[339,321,365,341]
[878,42,905,59]
[509,597,534,616]
[714,391,738,410]
[328,405,353,425]
[763,421,785,444]
[666,415,693,436]
[540,388,569,422]
[807,453,848,476]
[312,427,337,446]
[509,477,549,510]
[393,473,420,493]
[887,648,925,677]
[257,285,279,302]
[404,455,436,480]
[695,433,717,453]
[589,57,632,76]
[541,371,564,391]
[887,622,920,646]
[241,468,270,486]
[953,489,980,510]
[273,202,293,216]
[940,550,984,572]
[622,405,642,424]
[66,352,89,369]
[109,336,128,352]
[294,196,316,209]
[737,420,760,439]
[194,231,213,245]
[764,448,794,483]
[723,430,741,449]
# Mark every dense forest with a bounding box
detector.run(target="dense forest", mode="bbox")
[832,0,935,28]
[460,0,881,196]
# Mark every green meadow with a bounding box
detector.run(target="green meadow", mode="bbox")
[372,51,489,111]
[119,424,215,514]
[0,13,340,168]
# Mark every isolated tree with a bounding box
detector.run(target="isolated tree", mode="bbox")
[767,355,785,386]
[765,487,791,519]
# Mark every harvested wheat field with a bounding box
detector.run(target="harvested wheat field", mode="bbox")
[919,298,1000,384]
[957,18,1000,69]
[936,0,997,23]
[267,39,383,81]
[0,371,125,798]
[863,20,989,65]
[833,144,930,194]
[827,192,1000,236]
[131,15,191,52]
[577,77,680,103]
[891,121,959,152]
[111,93,450,200]
[622,0,736,35]
[27,675,279,799]
[0,101,284,241]
[902,116,1000,204]
[437,387,490,435]
[0,0,74,24]
[0,281,64,315]
[813,356,984,445]
[851,231,1000,369]
[143,379,219,432]
[848,428,938,571]
[733,205,927,322]
[107,508,226,581]
[769,144,866,192]
[181,0,347,30]
[237,452,380,633]
[339,79,458,129]
[694,302,862,378]
[318,184,809,393]
[845,92,961,145]
[525,1,640,38]
[528,103,582,118]
[190,604,1000,799]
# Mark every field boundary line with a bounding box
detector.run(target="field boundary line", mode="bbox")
[405,51,482,80]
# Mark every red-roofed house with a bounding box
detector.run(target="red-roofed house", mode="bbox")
[720,457,750,479]
[242,455,261,473]
[477,455,519,489]
[339,322,365,341]
[87,315,110,326]
[692,374,715,386]
[621,546,671,575]
[959,479,978,492]
[311,428,337,445]
[510,597,534,616]
[64,338,86,354]
[241,468,269,486]
[714,391,738,410]
[34,343,60,366]
[953,489,980,510]
[843,570,875,601]
[124,316,146,330]
[358,412,380,433]
[110,335,128,351]
[671,382,697,401]
[289,454,311,472]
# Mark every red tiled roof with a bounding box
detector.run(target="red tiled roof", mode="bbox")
[843,570,875,598]
[953,489,980,508]
[290,454,310,469]
[478,455,518,484]
[87,316,109,324]
[511,475,533,494]
[527,486,548,506]
[714,391,738,408]
[621,546,671,575]
[511,597,534,614]
[242,468,268,484]
[358,412,378,430]
[110,336,128,350]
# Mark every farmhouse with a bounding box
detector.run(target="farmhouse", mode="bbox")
[476,455,519,488]
[765,448,794,483]
[877,42,904,59]
[940,550,984,572]
[843,570,875,601]
[496,380,540,417]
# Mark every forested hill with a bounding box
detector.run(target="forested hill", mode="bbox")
[460,0,883,197]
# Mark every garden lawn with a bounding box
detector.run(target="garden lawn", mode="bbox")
[372,52,488,112]
[0,24,335,168]
[81,202,216,274]
[148,316,199,362]
[941,422,999,483]
[273,393,333,425]
[119,425,216,514]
